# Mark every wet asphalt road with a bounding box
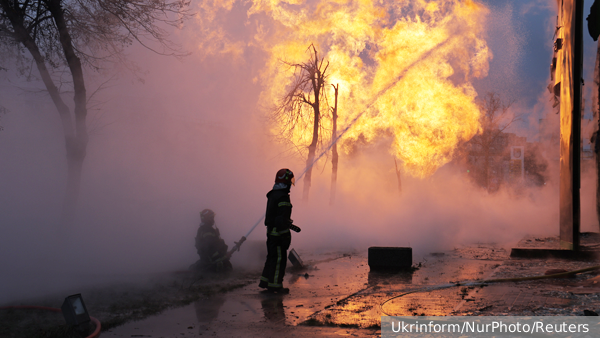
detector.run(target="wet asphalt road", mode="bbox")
[104,244,600,337]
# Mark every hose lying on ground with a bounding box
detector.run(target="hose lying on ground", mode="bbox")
[0,305,101,338]
[380,265,600,316]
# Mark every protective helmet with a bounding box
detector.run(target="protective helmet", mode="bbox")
[200,209,215,223]
[275,168,295,186]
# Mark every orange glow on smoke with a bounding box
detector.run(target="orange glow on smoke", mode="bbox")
[195,0,491,178]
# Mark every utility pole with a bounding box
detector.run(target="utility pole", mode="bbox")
[594,41,600,232]
[557,0,584,250]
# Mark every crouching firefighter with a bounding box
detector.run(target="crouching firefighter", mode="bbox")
[259,169,301,293]
[192,209,232,272]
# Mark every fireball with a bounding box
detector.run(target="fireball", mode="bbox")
[195,0,491,177]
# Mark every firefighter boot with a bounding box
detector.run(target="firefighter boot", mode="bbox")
[267,287,289,294]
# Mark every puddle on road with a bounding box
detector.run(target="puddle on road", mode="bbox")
[303,249,506,328]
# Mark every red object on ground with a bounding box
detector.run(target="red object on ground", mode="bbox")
[0,305,102,338]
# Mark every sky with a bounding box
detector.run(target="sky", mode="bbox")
[0,0,599,304]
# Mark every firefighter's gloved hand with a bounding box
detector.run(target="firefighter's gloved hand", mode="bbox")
[289,224,301,233]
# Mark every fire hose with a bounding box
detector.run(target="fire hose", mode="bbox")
[379,265,600,316]
[224,216,264,259]
[0,305,101,338]
[225,219,300,260]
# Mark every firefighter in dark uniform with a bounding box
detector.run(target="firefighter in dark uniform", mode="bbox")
[193,209,232,272]
[259,169,301,293]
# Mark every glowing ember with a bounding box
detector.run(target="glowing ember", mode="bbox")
[195,0,491,178]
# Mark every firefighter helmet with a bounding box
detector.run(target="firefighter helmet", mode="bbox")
[275,168,295,186]
[200,209,215,223]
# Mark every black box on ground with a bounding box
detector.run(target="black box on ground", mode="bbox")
[368,247,412,271]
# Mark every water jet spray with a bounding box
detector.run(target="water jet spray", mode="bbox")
[226,39,456,259]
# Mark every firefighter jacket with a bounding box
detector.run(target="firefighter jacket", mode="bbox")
[265,184,292,237]
[195,223,228,265]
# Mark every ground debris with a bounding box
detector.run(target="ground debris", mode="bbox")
[6,243,600,336]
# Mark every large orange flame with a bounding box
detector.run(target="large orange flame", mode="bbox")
[195,0,491,178]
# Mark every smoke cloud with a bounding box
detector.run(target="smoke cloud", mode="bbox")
[0,0,595,306]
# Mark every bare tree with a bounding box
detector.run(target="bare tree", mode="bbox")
[0,0,190,225]
[273,44,329,202]
[468,92,519,191]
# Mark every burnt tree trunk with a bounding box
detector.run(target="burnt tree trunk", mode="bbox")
[302,47,326,202]
[329,84,339,205]
[303,73,320,202]
[394,158,402,194]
